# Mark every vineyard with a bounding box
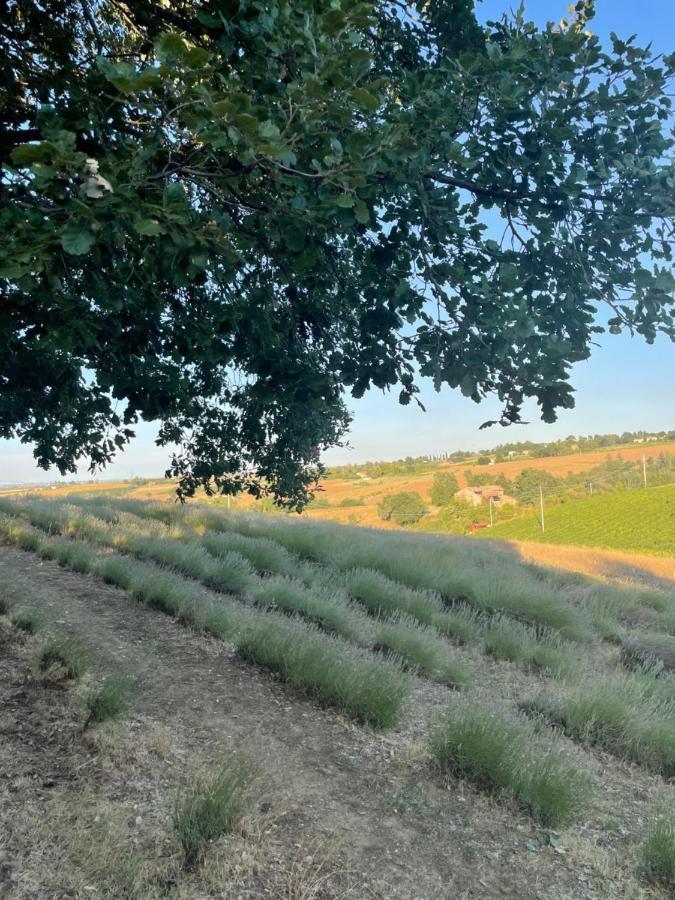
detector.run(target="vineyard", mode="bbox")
[1,494,674,897]
[485,484,675,556]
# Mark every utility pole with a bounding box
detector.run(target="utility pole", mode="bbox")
[588,482,593,496]
[642,454,647,488]
[489,496,494,528]
[539,485,545,534]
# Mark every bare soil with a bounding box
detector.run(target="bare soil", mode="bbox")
[0,545,671,899]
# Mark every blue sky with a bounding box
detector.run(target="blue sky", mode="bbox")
[2,0,674,482]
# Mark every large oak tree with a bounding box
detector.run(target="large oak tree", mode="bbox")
[1,0,674,505]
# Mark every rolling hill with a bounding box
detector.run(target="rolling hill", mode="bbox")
[484,483,675,556]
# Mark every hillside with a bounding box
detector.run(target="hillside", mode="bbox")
[484,484,675,557]
[9,441,675,522]
[1,495,675,897]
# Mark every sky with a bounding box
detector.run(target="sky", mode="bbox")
[1,0,674,482]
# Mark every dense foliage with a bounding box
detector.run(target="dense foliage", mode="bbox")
[430,472,459,506]
[2,1,674,505]
[378,491,427,525]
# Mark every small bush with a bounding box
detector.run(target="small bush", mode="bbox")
[373,618,471,687]
[38,640,87,681]
[464,570,592,642]
[621,633,675,674]
[343,567,443,625]
[174,755,255,869]
[85,678,129,727]
[338,497,364,508]
[201,531,294,577]
[250,577,363,640]
[433,604,483,644]
[430,702,592,827]
[131,567,189,617]
[532,672,675,776]
[197,604,239,640]
[0,515,43,552]
[14,612,39,634]
[122,535,255,595]
[51,536,96,574]
[484,616,577,676]
[96,552,137,591]
[642,810,675,889]
[237,617,408,729]
[307,496,331,509]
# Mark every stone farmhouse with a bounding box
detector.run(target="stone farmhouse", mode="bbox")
[455,484,516,508]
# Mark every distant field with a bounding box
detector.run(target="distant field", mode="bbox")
[12,441,675,518]
[484,483,675,556]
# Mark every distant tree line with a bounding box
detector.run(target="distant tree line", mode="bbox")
[326,430,675,479]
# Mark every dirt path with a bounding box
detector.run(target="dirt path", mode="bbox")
[0,545,667,899]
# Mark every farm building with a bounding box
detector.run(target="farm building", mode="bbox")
[455,485,516,508]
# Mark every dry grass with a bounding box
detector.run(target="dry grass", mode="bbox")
[38,638,88,682]
[174,753,257,869]
[24,792,150,899]
[642,809,675,889]
[621,632,675,673]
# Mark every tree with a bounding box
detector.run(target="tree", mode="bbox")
[514,469,564,505]
[378,491,427,526]
[2,1,674,507]
[464,470,514,493]
[430,472,459,506]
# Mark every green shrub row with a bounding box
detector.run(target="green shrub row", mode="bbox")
[0,513,410,728]
[430,702,593,827]
[528,670,675,776]
[2,501,473,689]
[238,616,408,729]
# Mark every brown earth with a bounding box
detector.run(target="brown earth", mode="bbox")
[0,544,673,899]
[508,541,675,592]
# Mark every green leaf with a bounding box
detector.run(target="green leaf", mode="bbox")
[235,113,259,134]
[258,121,280,140]
[460,375,475,397]
[60,225,95,255]
[155,32,187,62]
[354,200,370,224]
[350,88,380,110]
[133,219,164,236]
[184,46,210,68]
[11,144,49,165]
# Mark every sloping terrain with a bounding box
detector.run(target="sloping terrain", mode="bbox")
[1,497,674,898]
[485,484,675,556]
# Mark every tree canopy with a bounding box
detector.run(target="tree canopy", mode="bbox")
[1,0,674,506]
[430,471,459,506]
[378,490,427,525]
